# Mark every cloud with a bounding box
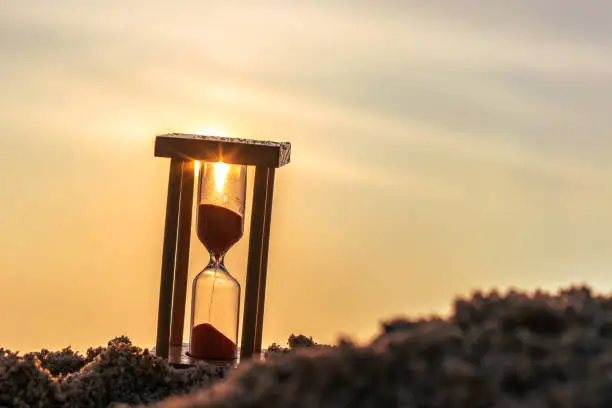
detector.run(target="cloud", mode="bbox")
[290,143,460,201]
[2,1,611,202]
[1,0,611,352]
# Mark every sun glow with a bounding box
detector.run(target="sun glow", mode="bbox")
[194,127,226,137]
[214,162,230,192]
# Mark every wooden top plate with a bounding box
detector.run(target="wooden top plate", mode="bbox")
[154,133,291,168]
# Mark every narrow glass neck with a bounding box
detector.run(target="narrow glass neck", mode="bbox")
[208,253,226,268]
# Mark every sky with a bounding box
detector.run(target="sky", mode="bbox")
[1,1,611,353]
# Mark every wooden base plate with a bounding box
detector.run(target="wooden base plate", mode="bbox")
[152,344,238,369]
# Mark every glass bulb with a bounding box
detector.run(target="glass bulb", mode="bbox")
[189,161,246,363]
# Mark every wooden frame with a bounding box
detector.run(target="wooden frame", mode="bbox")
[155,133,291,167]
[153,134,291,365]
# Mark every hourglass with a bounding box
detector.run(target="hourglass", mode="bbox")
[188,162,246,362]
[153,133,291,367]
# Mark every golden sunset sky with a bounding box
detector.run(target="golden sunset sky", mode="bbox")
[1,1,611,352]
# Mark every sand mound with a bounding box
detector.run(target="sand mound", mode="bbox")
[4,285,612,407]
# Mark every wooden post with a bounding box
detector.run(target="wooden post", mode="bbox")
[240,166,271,360]
[253,168,276,354]
[170,161,195,347]
[155,158,183,359]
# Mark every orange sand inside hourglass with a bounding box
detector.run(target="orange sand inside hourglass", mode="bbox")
[190,323,237,360]
[196,204,244,259]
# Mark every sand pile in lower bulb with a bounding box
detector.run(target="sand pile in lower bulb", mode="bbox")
[3,285,612,407]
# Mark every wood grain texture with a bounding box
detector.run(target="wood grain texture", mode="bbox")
[170,161,195,347]
[154,133,291,168]
[240,166,271,361]
[155,159,183,359]
[253,167,276,355]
